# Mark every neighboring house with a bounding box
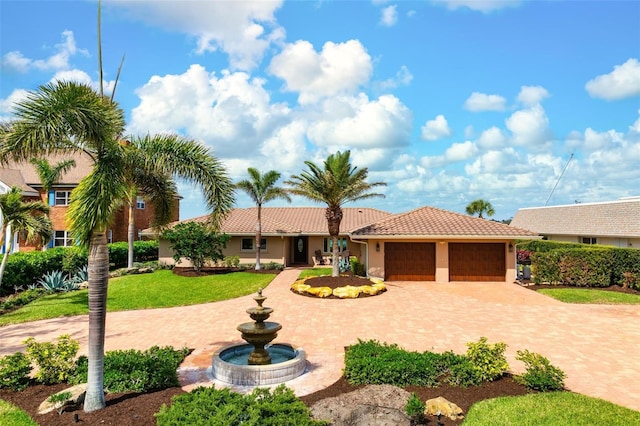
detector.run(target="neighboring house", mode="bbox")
[0,153,179,252]
[153,205,539,283]
[510,197,640,248]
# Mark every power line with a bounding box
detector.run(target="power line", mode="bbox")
[545,153,574,206]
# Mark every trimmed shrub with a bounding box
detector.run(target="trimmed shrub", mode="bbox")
[70,346,189,392]
[514,350,566,391]
[107,240,159,269]
[533,249,612,286]
[155,385,327,426]
[23,335,79,385]
[0,248,67,295]
[0,352,32,391]
[465,337,508,382]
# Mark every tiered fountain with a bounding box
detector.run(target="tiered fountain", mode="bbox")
[212,288,306,386]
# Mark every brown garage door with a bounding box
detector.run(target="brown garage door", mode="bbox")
[385,242,435,281]
[449,243,506,282]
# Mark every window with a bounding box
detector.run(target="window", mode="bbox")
[54,191,72,206]
[581,237,597,245]
[323,237,347,253]
[241,238,266,251]
[136,196,146,209]
[53,231,73,247]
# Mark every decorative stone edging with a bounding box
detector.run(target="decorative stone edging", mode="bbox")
[290,277,387,298]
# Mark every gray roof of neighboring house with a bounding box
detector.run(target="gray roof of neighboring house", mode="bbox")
[1,153,93,187]
[510,198,640,237]
[351,205,539,239]
[0,168,39,196]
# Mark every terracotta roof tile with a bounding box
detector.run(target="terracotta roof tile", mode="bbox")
[511,198,640,237]
[352,205,539,238]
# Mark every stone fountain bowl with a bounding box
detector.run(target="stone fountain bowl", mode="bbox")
[212,343,306,386]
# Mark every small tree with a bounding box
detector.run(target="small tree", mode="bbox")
[162,222,230,272]
[465,199,495,219]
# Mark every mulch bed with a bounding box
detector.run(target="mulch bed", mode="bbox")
[172,266,281,277]
[293,275,384,298]
[0,374,531,426]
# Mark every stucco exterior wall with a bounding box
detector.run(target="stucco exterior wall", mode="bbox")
[546,234,640,249]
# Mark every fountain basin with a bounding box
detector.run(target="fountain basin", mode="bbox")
[212,343,306,386]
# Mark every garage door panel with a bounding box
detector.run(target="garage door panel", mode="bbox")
[449,243,505,282]
[385,242,435,281]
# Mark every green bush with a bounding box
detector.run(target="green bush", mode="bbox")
[224,255,240,267]
[350,258,366,276]
[23,335,79,385]
[0,352,32,391]
[1,248,68,295]
[533,249,612,286]
[0,289,44,314]
[62,246,88,274]
[70,346,189,392]
[465,337,508,382]
[446,357,484,387]
[514,350,566,391]
[107,240,159,269]
[405,392,426,423]
[155,384,327,426]
[610,249,640,288]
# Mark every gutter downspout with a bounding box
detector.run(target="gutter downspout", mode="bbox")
[349,236,368,278]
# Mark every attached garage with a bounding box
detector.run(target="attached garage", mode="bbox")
[384,242,435,281]
[449,243,506,282]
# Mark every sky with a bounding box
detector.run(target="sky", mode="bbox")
[1,0,639,221]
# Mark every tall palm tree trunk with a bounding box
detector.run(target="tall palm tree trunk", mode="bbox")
[127,202,135,269]
[84,229,110,412]
[327,207,342,277]
[255,205,262,271]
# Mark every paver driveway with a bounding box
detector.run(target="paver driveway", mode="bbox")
[1,268,638,411]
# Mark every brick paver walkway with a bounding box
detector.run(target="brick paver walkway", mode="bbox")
[1,268,638,411]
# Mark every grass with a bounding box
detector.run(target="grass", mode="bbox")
[0,270,276,326]
[0,399,37,426]
[537,288,640,304]
[299,268,332,278]
[465,391,640,425]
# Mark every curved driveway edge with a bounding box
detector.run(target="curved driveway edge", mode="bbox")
[1,268,638,411]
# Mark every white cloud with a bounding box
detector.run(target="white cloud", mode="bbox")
[269,39,373,104]
[380,5,398,26]
[1,30,88,73]
[107,0,284,70]
[376,65,413,91]
[464,92,506,112]
[585,58,640,101]
[517,85,549,106]
[630,110,640,134]
[505,104,550,147]
[260,120,308,172]
[444,140,478,162]
[421,114,451,141]
[0,89,29,115]
[465,148,520,175]
[129,64,290,157]
[307,93,413,148]
[436,0,521,13]
[476,126,506,149]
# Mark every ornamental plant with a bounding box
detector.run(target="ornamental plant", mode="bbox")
[515,349,566,391]
[23,334,79,385]
[464,337,508,382]
[162,222,230,272]
[0,352,32,391]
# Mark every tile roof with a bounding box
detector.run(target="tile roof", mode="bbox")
[0,168,39,196]
[351,205,539,239]
[510,198,640,237]
[1,152,94,187]
[169,207,393,236]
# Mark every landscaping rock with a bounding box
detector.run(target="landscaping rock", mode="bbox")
[37,383,86,415]
[311,384,412,426]
[425,396,464,420]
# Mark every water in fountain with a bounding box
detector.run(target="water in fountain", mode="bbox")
[212,288,306,386]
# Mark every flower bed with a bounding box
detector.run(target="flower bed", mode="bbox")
[291,276,386,299]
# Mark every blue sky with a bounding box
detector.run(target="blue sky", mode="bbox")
[1,0,639,221]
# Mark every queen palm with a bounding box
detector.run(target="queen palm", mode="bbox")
[236,168,291,270]
[29,157,77,194]
[465,199,495,219]
[0,187,53,286]
[0,81,235,411]
[286,151,385,277]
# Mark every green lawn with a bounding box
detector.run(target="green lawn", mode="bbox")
[538,288,640,304]
[299,268,332,278]
[0,270,276,326]
[0,399,37,426]
[464,391,640,425]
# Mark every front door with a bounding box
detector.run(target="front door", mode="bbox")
[293,236,308,264]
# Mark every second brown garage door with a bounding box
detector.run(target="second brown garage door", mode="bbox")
[385,242,435,281]
[449,243,506,282]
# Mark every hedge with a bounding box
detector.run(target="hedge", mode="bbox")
[0,240,159,295]
[530,245,640,288]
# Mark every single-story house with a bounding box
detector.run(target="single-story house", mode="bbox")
[510,197,640,248]
[152,205,539,283]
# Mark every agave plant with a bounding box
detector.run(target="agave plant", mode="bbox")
[38,270,78,293]
[70,265,89,285]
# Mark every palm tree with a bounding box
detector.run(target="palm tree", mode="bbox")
[0,187,52,286]
[236,168,291,270]
[285,151,385,277]
[465,199,495,219]
[29,157,77,193]
[0,81,235,412]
